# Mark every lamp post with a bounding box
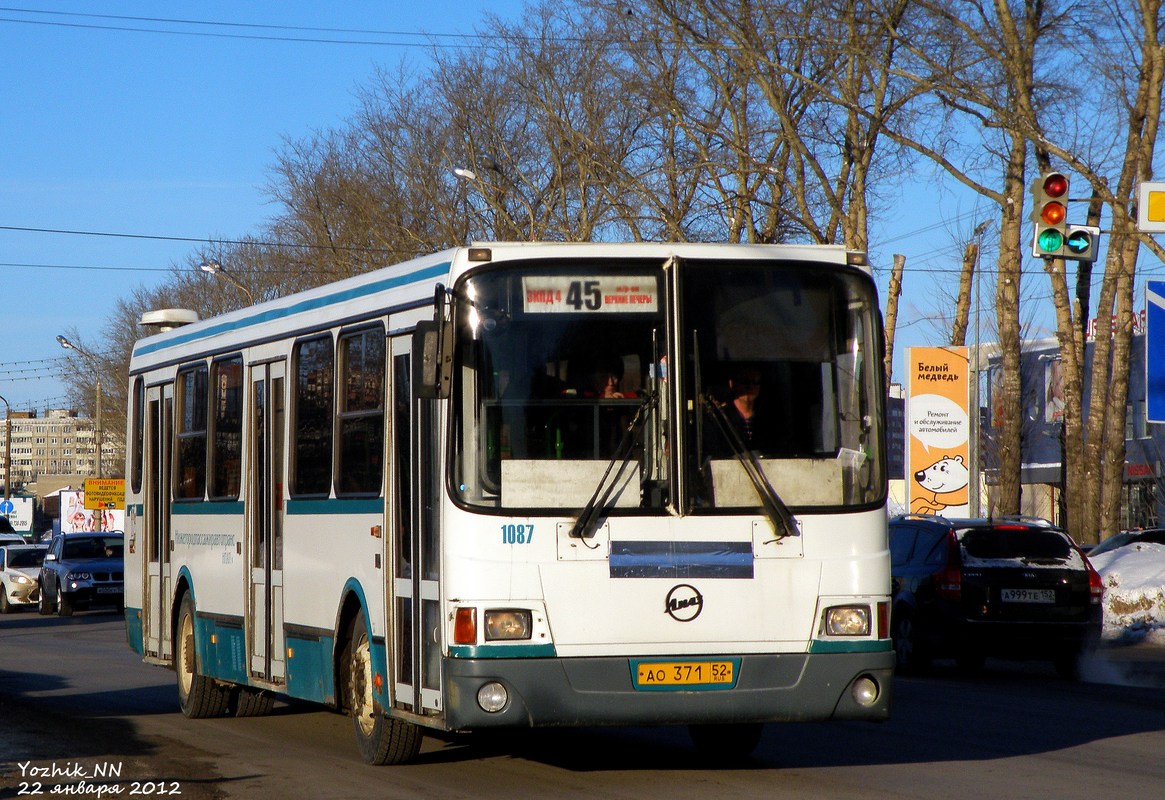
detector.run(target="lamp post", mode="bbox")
[0,393,10,510]
[971,219,992,518]
[199,260,256,305]
[453,156,537,241]
[57,335,103,530]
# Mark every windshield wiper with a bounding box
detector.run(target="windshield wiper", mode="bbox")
[569,393,657,539]
[701,393,799,540]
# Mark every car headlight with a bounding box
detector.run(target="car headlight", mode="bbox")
[822,605,871,637]
[66,571,92,582]
[12,575,32,585]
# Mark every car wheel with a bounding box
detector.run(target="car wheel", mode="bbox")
[347,607,423,765]
[892,609,929,673]
[57,591,74,617]
[38,582,54,615]
[176,593,231,718]
[0,585,11,614]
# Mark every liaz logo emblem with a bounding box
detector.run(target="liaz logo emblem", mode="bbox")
[665,584,703,622]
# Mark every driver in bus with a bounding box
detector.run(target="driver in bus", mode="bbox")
[705,365,775,457]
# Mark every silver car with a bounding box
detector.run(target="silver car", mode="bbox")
[0,544,48,612]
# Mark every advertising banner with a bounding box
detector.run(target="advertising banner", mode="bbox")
[907,346,971,517]
[61,490,126,533]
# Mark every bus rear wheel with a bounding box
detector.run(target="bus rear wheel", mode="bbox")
[176,593,231,718]
[346,608,422,765]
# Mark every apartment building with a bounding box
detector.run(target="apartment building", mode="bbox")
[0,409,102,491]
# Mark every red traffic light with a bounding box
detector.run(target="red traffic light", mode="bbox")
[1042,173,1068,198]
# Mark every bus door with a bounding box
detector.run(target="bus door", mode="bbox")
[143,383,174,660]
[389,336,442,715]
[247,360,287,683]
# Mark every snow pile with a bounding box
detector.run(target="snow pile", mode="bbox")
[1088,542,1165,645]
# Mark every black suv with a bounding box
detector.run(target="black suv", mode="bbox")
[38,532,125,617]
[889,516,1102,677]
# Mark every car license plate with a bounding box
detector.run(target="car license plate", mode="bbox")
[96,587,121,594]
[633,660,736,689]
[1001,588,1055,603]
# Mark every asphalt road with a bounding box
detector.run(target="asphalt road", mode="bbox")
[4,610,1165,799]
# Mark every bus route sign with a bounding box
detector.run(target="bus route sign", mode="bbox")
[83,478,126,510]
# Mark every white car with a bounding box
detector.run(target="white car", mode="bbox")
[1,544,49,613]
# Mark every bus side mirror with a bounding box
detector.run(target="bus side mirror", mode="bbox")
[414,320,453,399]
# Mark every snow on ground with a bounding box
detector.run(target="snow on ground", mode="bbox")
[1088,542,1165,645]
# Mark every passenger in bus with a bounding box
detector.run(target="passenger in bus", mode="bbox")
[570,355,636,399]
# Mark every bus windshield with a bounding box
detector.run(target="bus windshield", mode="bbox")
[451,257,884,514]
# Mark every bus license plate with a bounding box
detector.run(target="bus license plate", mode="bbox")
[1001,588,1055,603]
[634,660,735,689]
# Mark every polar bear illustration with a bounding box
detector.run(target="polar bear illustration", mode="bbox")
[910,454,970,516]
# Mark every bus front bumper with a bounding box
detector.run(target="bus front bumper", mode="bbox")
[442,650,894,731]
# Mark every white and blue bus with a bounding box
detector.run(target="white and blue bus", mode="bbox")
[123,242,892,764]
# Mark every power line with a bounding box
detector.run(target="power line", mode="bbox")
[0,7,495,48]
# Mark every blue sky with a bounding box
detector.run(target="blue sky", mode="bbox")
[0,1,1099,415]
[0,1,528,410]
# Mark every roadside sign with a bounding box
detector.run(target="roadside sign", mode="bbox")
[83,478,126,510]
[0,499,12,516]
[1147,280,1165,423]
[1139,182,1165,233]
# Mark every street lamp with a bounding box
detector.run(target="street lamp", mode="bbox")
[970,219,992,517]
[453,155,537,241]
[199,260,256,305]
[57,335,104,491]
[0,393,10,510]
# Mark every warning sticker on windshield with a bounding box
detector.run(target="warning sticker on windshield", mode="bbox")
[521,276,658,313]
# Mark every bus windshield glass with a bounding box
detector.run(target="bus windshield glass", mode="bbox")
[451,258,883,513]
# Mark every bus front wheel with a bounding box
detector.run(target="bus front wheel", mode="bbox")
[176,593,231,718]
[346,608,422,765]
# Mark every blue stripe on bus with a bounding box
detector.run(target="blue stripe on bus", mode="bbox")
[286,498,384,515]
[134,262,451,358]
[609,540,754,579]
[808,639,892,654]
[163,498,384,515]
[172,501,245,515]
[448,643,558,659]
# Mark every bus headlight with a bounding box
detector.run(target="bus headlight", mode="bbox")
[823,605,871,637]
[484,609,532,641]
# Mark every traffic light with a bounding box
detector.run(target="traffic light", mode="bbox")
[1031,172,1070,257]
[1064,224,1100,262]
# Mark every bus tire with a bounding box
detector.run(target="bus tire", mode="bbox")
[688,722,764,761]
[232,686,276,717]
[176,593,230,719]
[347,608,422,765]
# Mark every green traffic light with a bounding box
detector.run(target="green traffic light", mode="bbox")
[1065,230,1092,254]
[1037,228,1064,253]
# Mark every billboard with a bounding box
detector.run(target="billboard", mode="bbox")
[906,346,971,517]
[60,490,126,533]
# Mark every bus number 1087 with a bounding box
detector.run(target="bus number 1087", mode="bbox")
[501,524,535,545]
